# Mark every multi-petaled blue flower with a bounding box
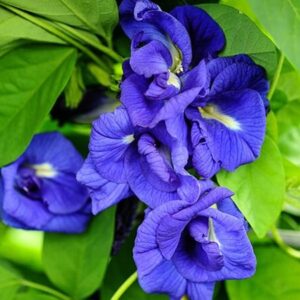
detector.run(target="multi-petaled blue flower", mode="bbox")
[134,183,256,300]
[0,132,90,233]
[77,105,201,214]
[120,0,269,179]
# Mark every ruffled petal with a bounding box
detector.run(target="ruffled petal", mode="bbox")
[42,173,88,214]
[187,282,215,300]
[25,132,84,172]
[208,55,269,108]
[138,134,180,186]
[134,201,186,276]
[89,106,134,183]
[198,89,266,172]
[138,260,187,299]
[171,5,225,66]
[145,72,180,100]
[181,60,209,93]
[130,39,172,77]
[1,163,52,229]
[150,87,201,127]
[126,148,179,208]
[77,156,131,214]
[173,187,233,221]
[121,74,162,127]
[199,208,256,280]
[190,120,221,179]
[210,59,269,98]
[157,214,188,259]
[120,0,192,70]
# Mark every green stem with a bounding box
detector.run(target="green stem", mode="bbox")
[271,226,300,259]
[111,271,138,300]
[268,52,284,99]
[54,22,123,62]
[21,280,70,300]
[0,3,107,70]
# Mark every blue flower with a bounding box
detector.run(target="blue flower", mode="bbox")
[133,183,256,300]
[120,0,269,178]
[120,0,225,77]
[77,106,200,213]
[0,132,90,233]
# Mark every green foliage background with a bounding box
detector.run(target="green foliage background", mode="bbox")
[0,0,299,299]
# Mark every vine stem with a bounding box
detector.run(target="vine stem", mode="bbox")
[268,52,284,99]
[111,271,138,300]
[21,280,71,300]
[271,226,300,259]
[0,3,108,70]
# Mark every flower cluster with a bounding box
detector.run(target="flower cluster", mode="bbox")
[76,0,268,298]
[0,132,91,233]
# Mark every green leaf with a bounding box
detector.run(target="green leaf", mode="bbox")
[43,207,116,299]
[200,4,277,77]
[266,111,278,142]
[0,0,118,41]
[0,45,77,167]
[101,229,168,300]
[247,0,300,72]
[277,69,300,102]
[226,245,300,300]
[0,7,64,51]
[64,64,84,109]
[217,136,285,237]
[277,99,300,166]
[0,260,22,300]
[15,290,59,300]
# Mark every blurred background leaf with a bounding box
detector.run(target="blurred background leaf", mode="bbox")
[227,246,300,300]
[43,207,115,299]
[246,0,300,72]
[0,0,119,43]
[0,45,77,167]
[200,4,277,78]
[217,136,285,238]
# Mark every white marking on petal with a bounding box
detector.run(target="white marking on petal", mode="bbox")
[208,217,221,247]
[167,72,181,89]
[199,104,241,131]
[123,134,135,144]
[31,163,57,178]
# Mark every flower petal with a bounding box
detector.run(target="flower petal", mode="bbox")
[126,148,179,208]
[121,74,162,127]
[43,213,90,233]
[89,106,134,183]
[120,0,192,70]
[138,260,187,299]
[200,208,256,280]
[42,173,88,214]
[134,200,186,276]
[187,282,215,300]
[130,39,172,77]
[1,163,52,229]
[77,156,131,214]
[198,89,266,171]
[171,5,225,66]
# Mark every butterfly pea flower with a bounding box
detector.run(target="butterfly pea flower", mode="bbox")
[133,184,256,300]
[77,106,200,214]
[120,0,269,179]
[0,132,91,233]
[120,0,224,78]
